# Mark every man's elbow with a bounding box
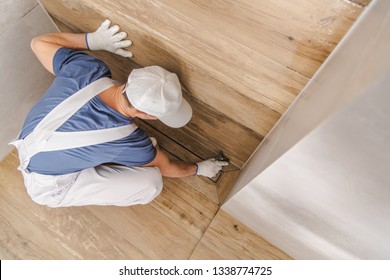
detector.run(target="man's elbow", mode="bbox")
[30,36,40,53]
[30,35,48,53]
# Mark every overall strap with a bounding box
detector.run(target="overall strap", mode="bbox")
[21,78,133,165]
[43,124,138,152]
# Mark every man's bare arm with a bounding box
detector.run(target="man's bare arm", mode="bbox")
[31,33,87,74]
[30,19,132,75]
[143,148,197,178]
[143,148,228,178]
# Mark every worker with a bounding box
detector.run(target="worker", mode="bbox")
[10,19,228,208]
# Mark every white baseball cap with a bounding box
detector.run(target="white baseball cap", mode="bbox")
[124,66,192,128]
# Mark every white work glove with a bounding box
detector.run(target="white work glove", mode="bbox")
[196,158,229,178]
[86,19,133,58]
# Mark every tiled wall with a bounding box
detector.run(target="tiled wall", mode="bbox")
[224,0,390,259]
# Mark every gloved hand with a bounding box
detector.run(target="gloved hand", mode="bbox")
[196,158,229,178]
[86,19,133,58]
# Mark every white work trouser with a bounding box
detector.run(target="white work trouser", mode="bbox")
[10,78,163,207]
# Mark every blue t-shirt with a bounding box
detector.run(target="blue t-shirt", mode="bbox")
[20,48,156,175]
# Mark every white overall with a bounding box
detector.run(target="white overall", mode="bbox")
[10,77,162,207]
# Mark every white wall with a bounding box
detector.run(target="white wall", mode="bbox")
[223,0,390,259]
[0,0,57,160]
[227,0,390,199]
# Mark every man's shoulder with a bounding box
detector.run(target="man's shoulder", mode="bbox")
[53,47,111,76]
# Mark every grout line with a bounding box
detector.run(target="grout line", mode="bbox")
[85,206,150,259]
[141,120,206,161]
[286,65,311,79]
[188,207,221,260]
[36,0,60,31]
[18,3,39,21]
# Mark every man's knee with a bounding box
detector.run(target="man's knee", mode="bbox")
[136,167,163,204]
[108,166,163,206]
